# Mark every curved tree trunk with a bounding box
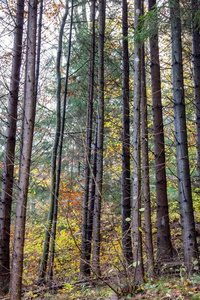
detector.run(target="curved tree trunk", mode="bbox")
[169,0,199,273]
[0,0,25,294]
[48,0,73,281]
[38,1,69,283]
[10,1,38,298]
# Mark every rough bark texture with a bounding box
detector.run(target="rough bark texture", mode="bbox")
[48,0,73,281]
[148,0,173,261]
[0,0,24,294]
[132,0,144,284]
[34,0,43,112]
[141,25,154,276]
[191,0,200,185]
[121,0,133,267]
[38,2,69,282]
[80,0,96,277]
[92,0,105,276]
[170,0,199,273]
[85,115,98,272]
[10,1,37,298]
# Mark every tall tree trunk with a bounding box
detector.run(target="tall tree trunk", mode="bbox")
[169,0,199,273]
[0,0,25,294]
[92,0,105,276]
[85,114,98,272]
[148,0,173,261]
[48,0,73,281]
[34,0,43,112]
[132,0,144,284]
[38,1,69,283]
[191,0,200,185]
[80,0,96,277]
[141,21,154,276]
[10,1,38,298]
[121,0,133,268]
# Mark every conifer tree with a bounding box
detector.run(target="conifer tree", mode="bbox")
[10,1,38,298]
[0,0,25,294]
[121,0,133,267]
[92,0,106,275]
[148,0,173,261]
[169,0,199,272]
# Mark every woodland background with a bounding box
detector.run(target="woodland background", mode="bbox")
[1,0,200,299]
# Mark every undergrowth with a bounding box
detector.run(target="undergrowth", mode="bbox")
[7,196,200,299]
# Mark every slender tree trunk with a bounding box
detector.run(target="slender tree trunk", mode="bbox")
[80,0,96,277]
[0,0,25,294]
[34,0,43,111]
[169,0,199,273]
[121,0,133,268]
[191,0,200,185]
[85,114,98,271]
[92,0,105,276]
[38,1,69,282]
[141,23,154,277]
[48,0,73,281]
[148,0,173,261]
[10,1,38,298]
[132,0,144,284]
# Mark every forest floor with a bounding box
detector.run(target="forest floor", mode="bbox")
[2,201,200,299]
[19,215,200,299]
[20,273,200,299]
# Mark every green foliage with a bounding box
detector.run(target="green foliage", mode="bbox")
[132,3,169,45]
[3,0,200,298]
[193,9,200,30]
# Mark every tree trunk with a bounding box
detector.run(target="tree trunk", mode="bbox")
[38,1,69,283]
[85,114,98,271]
[148,0,173,261]
[141,28,154,277]
[169,0,199,273]
[10,1,38,298]
[92,0,105,276]
[132,0,144,284]
[48,0,73,281]
[0,0,25,294]
[191,0,200,185]
[34,0,43,112]
[80,0,96,277]
[121,0,133,268]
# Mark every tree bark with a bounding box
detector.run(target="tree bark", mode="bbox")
[34,0,43,112]
[80,0,96,277]
[148,0,173,261]
[48,0,73,282]
[92,0,105,276]
[132,0,144,284]
[169,0,199,273]
[38,1,69,283]
[121,0,133,268]
[141,0,154,277]
[85,114,98,271]
[191,0,200,186]
[0,0,25,294]
[10,1,38,298]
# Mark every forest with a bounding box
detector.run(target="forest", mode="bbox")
[1,0,200,299]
